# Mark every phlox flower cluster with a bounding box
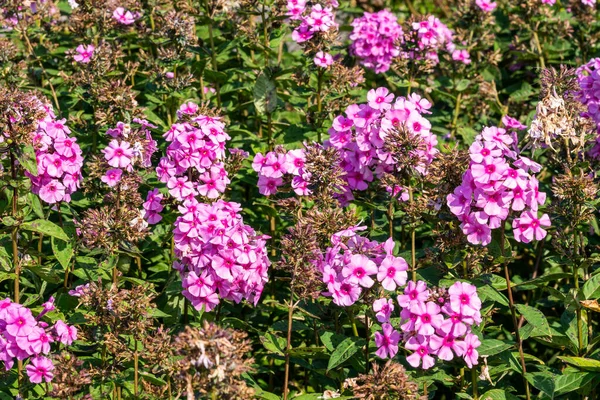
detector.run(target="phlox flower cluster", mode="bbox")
[576,58,600,158]
[252,147,309,196]
[173,199,271,312]
[286,0,338,44]
[447,125,550,246]
[0,297,77,384]
[27,105,83,204]
[156,102,231,201]
[404,16,455,66]
[325,87,438,205]
[372,281,482,370]
[349,10,402,74]
[314,226,408,307]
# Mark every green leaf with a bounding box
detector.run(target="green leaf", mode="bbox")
[21,219,69,241]
[27,193,44,219]
[478,285,509,307]
[514,273,571,290]
[558,356,600,372]
[16,144,38,176]
[515,304,551,337]
[583,272,600,299]
[51,236,73,269]
[260,332,286,356]
[327,337,365,371]
[204,69,228,84]
[455,79,471,92]
[526,370,599,397]
[480,389,519,400]
[320,331,347,352]
[478,339,514,357]
[138,371,167,386]
[253,70,277,114]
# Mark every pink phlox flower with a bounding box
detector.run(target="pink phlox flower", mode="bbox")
[101,168,123,187]
[73,44,95,63]
[397,280,429,308]
[410,301,443,336]
[372,298,394,323]
[26,356,54,384]
[405,335,435,369]
[377,256,408,291]
[374,322,400,359]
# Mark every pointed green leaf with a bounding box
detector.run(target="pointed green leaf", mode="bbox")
[16,144,38,176]
[583,273,600,299]
[51,236,73,269]
[558,356,600,372]
[327,337,365,371]
[515,304,551,337]
[21,219,69,241]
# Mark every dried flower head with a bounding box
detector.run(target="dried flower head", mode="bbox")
[171,321,255,399]
[344,360,425,400]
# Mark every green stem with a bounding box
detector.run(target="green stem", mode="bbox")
[316,69,323,143]
[204,0,222,108]
[532,30,545,70]
[134,339,139,397]
[472,367,479,400]
[283,290,295,400]
[574,232,584,354]
[500,225,531,400]
[347,308,359,337]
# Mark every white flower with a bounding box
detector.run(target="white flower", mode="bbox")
[68,0,79,9]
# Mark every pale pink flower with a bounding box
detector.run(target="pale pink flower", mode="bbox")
[73,44,95,63]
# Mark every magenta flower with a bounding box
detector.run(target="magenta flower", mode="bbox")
[512,211,551,243]
[183,271,215,298]
[342,254,378,288]
[374,323,400,359]
[39,180,66,204]
[452,49,471,64]
[331,282,361,306]
[429,332,466,361]
[405,335,435,369]
[103,140,134,168]
[470,157,509,184]
[462,333,481,368]
[367,87,394,111]
[475,0,497,12]
[68,283,90,297]
[397,280,429,308]
[113,7,137,25]
[448,282,482,318]
[101,168,123,187]
[25,356,54,384]
[167,176,197,200]
[53,137,78,158]
[411,301,443,336]
[313,51,334,68]
[372,298,394,323]
[28,327,54,354]
[258,176,283,196]
[54,320,78,345]
[73,44,95,63]
[5,307,36,337]
[377,256,408,291]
